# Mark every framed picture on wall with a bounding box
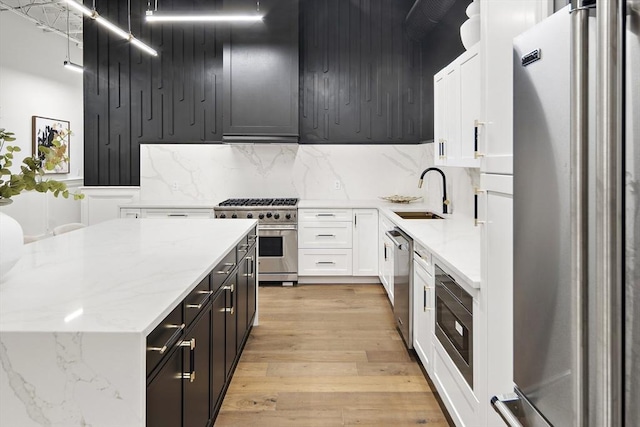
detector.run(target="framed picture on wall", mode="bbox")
[32,116,71,174]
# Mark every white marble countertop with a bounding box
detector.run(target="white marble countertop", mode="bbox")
[0,218,256,335]
[299,199,481,287]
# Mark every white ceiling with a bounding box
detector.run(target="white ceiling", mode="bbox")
[0,0,83,47]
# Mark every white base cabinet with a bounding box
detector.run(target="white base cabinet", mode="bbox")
[298,208,378,278]
[378,215,395,304]
[353,209,378,276]
[413,244,434,375]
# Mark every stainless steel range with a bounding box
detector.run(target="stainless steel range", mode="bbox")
[214,198,298,284]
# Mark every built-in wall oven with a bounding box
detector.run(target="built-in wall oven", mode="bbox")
[214,198,298,285]
[435,264,474,388]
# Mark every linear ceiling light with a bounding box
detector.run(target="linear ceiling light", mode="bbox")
[145,12,264,23]
[64,0,158,56]
[64,61,84,73]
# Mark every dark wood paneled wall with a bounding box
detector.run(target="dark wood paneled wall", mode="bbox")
[83,0,466,185]
[300,0,418,143]
[83,0,223,186]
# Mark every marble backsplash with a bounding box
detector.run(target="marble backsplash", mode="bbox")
[140,143,480,218]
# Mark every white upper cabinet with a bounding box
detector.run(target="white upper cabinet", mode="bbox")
[479,0,554,174]
[434,44,482,168]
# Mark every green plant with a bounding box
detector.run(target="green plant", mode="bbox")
[0,128,83,200]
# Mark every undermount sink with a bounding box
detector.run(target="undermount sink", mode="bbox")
[393,211,444,220]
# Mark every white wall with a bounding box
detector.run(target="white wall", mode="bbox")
[140,143,480,218]
[0,11,84,236]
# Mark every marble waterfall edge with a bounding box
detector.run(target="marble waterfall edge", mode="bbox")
[0,332,144,426]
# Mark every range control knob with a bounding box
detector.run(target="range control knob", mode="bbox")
[219,214,226,219]
[274,213,280,220]
[231,214,238,219]
[247,213,253,219]
[258,213,265,219]
[266,212,273,218]
[285,213,292,220]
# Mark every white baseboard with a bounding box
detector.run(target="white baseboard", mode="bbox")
[297,276,381,285]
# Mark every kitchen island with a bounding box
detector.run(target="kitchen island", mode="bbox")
[0,218,257,426]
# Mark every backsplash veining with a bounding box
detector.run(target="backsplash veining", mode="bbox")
[140,143,479,218]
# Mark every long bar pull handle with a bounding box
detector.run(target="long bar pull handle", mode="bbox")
[316,234,336,237]
[316,261,336,265]
[354,214,357,227]
[570,2,592,424]
[474,188,486,227]
[490,395,524,427]
[316,213,336,217]
[383,243,387,260]
[180,338,196,382]
[147,323,185,354]
[216,263,236,275]
[384,230,406,250]
[243,256,255,278]
[168,213,188,217]
[186,290,213,310]
[424,285,427,312]
[474,120,486,159]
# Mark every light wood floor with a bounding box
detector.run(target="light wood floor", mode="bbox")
[215,284,449,426]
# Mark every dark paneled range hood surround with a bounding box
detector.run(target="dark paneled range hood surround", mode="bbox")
[83,0,468,186]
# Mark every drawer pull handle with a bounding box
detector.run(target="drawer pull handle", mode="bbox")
[186,290,213,310]
[147,323,185,354]
[316,261,336,265]
[216,263,236,275]
[316,213,335,217]
[316,234,336,237]
[168,214,188,217]
[222,307,235,315]
[237,243,250,253]
[180,338,196,350]
[180,372,196,382]
[222,284,234,293]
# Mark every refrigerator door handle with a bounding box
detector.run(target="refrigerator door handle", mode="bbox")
[490,394,524,427]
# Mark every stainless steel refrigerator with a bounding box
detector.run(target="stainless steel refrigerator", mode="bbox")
[491,1,639,426]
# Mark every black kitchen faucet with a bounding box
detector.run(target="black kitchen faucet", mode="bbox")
[418,167,449,214]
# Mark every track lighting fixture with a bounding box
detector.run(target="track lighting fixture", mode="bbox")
[64,0,158,56]
[63,3,83,73]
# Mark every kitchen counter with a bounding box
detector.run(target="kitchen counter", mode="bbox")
[0,218,256,426]
[299,199,480,287]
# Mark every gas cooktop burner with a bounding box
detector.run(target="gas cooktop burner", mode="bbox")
[218,198,298,207]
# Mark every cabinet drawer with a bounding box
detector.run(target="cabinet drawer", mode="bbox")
[299,249,353,276]
[184,275,212,327]
[146,304,184,377]
[298,222,353,249]
[414,243,433,273]
[236,229,257,260]
[142,209,213,219]
[298,208,352,222]
[212,250,237,292]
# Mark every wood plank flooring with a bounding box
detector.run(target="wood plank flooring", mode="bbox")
[215,284,449,426]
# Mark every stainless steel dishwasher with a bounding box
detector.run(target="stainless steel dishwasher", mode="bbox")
[385,227,413,349]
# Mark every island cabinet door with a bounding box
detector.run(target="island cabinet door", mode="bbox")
[183,305,213,427]
[225,273,238,378]
[146,348,182,427]
[247,246,257,326]
[236,258,249,352]
[211,289,227,414]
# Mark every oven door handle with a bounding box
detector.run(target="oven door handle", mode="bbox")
[259,224,297,231]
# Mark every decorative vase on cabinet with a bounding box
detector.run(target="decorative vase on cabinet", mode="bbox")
[460,0,481,49]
